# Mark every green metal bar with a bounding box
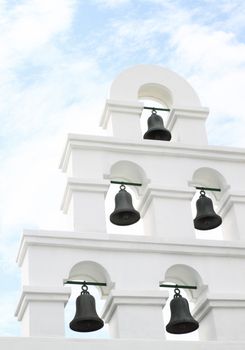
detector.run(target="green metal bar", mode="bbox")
[65,280,107,286]
[195,187,221,192]
[159,284,197,290]
[144,106,170,112]
[110,180,142,187]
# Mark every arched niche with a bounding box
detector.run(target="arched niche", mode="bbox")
[191,167,228,200]
[101,64,207,145]
[104,160,146,235]
[138,83,173,107]
[164,264,204,299]
[109,64,201,108]
[66,261,113,297]
[104,160,149,195]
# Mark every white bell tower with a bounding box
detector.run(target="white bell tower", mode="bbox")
[13,64,245,349]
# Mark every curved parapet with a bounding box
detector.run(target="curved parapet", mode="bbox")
[109,64,201,108]
[101,64,208,145]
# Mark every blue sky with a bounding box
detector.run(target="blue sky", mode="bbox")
[0,0,245,337]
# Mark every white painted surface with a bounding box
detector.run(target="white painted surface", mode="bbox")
[14,65,245,347]
[1,338,245,350]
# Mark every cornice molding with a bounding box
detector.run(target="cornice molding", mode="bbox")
[102,290,168,322]
[16,230,245,267]
[138,186,195,215]
[0,337,245,349]
[61,177,109,213]
[100,99,144,129]
[218,191,245,217]
[166,107,209,131]
[193,293,245,322]
[59,134,245,173]
[15,286,71,321]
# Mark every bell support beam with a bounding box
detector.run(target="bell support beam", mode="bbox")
[195,187,221,192]
[143,106,171,112]
[159,284,197,290]
[110,180,142,187]
[64,280,107,286]
[102,289,169,339]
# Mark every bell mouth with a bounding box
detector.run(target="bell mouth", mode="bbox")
[70,318,104,332]
[143,128,171,141]
[110,210,140,226]
[166,321,199,334]
[194,215,222,230]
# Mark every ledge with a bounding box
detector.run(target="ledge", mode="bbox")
[16,229,245,267]
[138,186,195,215]
[218,191,245,217]
[61,178,109,213]
[193,293,245,322]
[15,286,71,321]
[100,99,144,129]
[59,134,245,173]
[166,106,209,131]
[102,290,169,322]
[0,337,244,350]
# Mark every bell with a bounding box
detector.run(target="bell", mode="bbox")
[143,110,171,141]
[110,185,140,226]
[70,288,104,332]
[194,190,222,230]
[166,289,199,334]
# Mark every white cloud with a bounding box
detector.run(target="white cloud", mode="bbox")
[92,2,245,145]
[0,0,245,337]
[168,23,245,145]
[0,0,75,67]
[93,0,130,7]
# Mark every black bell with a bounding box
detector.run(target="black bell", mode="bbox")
[166,289,199,334]
[144,109,171,141]
[110,185,140,226]
[70,285,104,332]
[194,190,222,230]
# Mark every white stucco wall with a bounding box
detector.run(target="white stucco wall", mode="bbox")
[11,65,245,349]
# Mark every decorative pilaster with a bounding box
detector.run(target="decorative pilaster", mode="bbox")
[193,292,245,341]
[100,99,144,140]
[102,290,168,339]
[139,186,195,239]
[166,107,209,145]
[61,178,109,232]
[15,286,71,337]
[218,192,245,240]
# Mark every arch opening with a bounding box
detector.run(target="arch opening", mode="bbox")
[138,83,173,108]
[190,167,228,240]
[64,261,112,339]
[191,167,228,200]
[138,97,171,141]
[104,161,148,235]
[161,264,204,341]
